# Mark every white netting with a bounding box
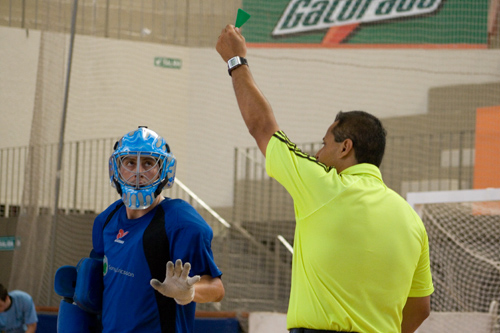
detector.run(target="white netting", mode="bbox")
[410,190,500,333]
[423,202,500,312]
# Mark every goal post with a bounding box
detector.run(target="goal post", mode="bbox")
[407,188,500,216]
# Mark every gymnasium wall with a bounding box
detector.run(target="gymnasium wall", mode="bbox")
[1,26,499,209]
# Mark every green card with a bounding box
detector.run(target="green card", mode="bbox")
[235,8,251,28]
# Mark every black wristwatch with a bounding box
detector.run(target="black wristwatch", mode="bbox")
[227,56,248,76]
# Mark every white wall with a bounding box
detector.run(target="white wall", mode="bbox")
[0,27,39,146]
[1,26,499,208]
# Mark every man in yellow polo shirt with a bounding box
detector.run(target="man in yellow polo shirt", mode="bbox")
[216,25,434,333]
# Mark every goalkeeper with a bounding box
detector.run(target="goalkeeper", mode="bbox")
[92,126,224,333]
[216,25,434,333]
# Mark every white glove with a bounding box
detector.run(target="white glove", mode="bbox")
[150,259,201,305]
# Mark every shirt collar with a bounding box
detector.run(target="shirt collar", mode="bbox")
[339,163,383,182]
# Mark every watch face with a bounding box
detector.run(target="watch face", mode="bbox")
[228,57,241,68]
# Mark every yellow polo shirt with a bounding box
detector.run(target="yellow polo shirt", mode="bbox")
[266,131,434,333]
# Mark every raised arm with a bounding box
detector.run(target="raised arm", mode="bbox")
[216,24,279,156]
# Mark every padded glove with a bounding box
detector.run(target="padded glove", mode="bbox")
[150,259,201,305]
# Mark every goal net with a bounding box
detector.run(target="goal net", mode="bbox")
[408,189,500,332]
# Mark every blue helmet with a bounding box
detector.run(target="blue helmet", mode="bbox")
[109,127,176,209]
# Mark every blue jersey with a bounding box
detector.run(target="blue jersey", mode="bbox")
[0,290,38,333]
[92,198,222,333]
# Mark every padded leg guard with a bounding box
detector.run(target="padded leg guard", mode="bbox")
[57,300,101,333]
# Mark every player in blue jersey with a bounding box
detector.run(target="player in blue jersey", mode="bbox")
[92,126,224,333]
[0,283,38,333]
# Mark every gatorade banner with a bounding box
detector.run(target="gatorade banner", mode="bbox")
[242,0,489,47]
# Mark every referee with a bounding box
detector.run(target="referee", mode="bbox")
[216,24,434,333]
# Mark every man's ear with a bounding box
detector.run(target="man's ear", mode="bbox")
[340,139,354,157]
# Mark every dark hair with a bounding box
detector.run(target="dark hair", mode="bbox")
[0,284,8,301]
[332,111,387,167]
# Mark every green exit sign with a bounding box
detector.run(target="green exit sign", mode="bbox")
[154,57,182,69]
[0,236,20,251]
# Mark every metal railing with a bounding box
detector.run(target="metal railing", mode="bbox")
[0,138,236,217]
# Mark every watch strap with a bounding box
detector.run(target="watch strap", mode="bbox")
[227,56,248,76]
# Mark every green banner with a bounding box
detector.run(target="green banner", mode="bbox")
[242,0,488,45]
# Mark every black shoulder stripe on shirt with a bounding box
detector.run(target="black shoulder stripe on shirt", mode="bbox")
[273,131,332,173]
[143,205,176,333]
[102,202,124,231]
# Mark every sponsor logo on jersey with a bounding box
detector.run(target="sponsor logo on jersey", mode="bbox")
[114,229,129,244]
[103,255,135,278]
[272,0,443,36]
[103,255,108,275]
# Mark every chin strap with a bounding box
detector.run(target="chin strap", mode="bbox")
[113,179,122,196]
[154,178,169,196]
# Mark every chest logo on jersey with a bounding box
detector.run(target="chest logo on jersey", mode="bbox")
[114,229,129,244]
